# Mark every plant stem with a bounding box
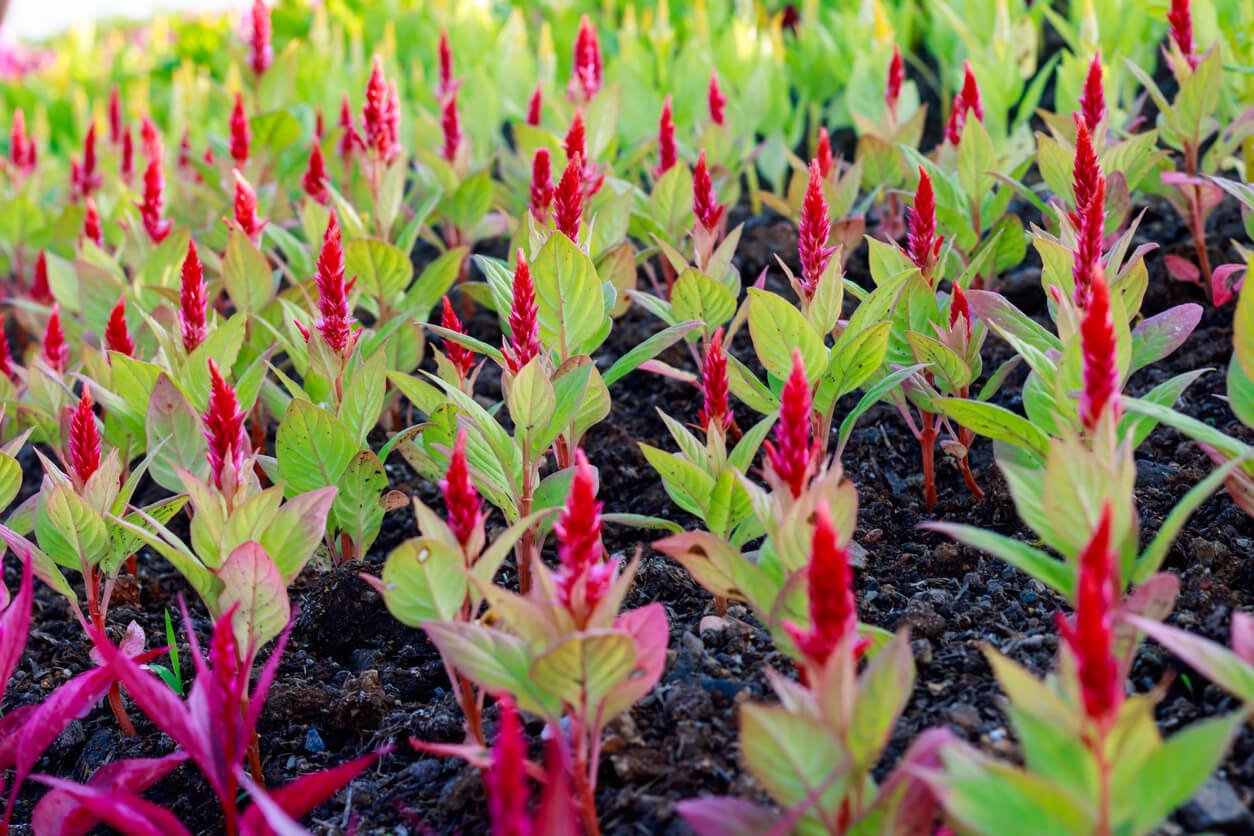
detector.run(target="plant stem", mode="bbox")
[920,412,938,511]
[87,566,137,737]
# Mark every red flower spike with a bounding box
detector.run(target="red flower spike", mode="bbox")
[529,147,554,225]
[43,305,68,373]
[570,15,603,103]
[698,328,731,433]
[437,30,454,99]
[440,297,475,380]
[120,126,134,183]
[945,61,984,146]
[553,449,611,626]
[338,94,361,163]
[363,56,391,158]
[692,150,725,236]
[553,153,583,242]
[69,387,101,488]
[486,695,531,836]
[314,107,325,140]
[229,93,250,167]
[1071,118,1101,218]
[82,197,103,247]
[526,84,543,127]
[249,0,273,77]
[1073,176,1106,307]
[1167,0,1198,70]
[949,283,971,341]
[10,108,36,174]
[385,81,401,161]
[78,123,102,198]
[231,169,267,244]
[502,251,541,374]
[1054,503,1122,724]
[441,428,483,549]
[31,250,53,305]
[140,116,161,161]
[108,87,122,145]
[764,350,816,498]
[783,503,867,669]
[815,127,834,180]
[1080,267,1119,432]
[441,92,462,163]
[1080,53,1105,133]
[180,240,208,354]
[656,95,677,177]
[0,317,15,381]
[314,212,357,356]
[885,45,904,115]
[797,159,834,299]
[303,140,329,205]
[138,157,172,244]
[906,166,941,280]
[203,359,248,492]
[708,72,727,126]
[563,110,586,172]
[105,295,135,358]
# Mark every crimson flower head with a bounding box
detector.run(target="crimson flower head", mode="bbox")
[108,87,123,144]
[502,251,540,374]
[180,240,208,354]
[31,250,53,306]
[10,108,36,174]
[231,169,267,244]
[1167,0,1198,70]
[43,304,68,373]
[437,29,456,99]
[1071,118,1102,219]
[314,108,324,140]
[906,166,942,281]
[69,387,101,488]
[949,283,971,341]
[563,109,586,174]
[885,44,904,116]
[797,159,834,298]
[385,81,402,162]
[229,93,250,167]
[440,296,476,381]
[553,153,583,242]
[76,123,102,199]
[945,61,984,145]
[783,503,867,671]
[1079,266,1119,432]
[569,15,603,103]
[303,140,329,205]
[120,125,134,183]
[249,0,273,77]
[529,147,554,224]
[338,94,362,163]
[441,428,483,550]
[656,95,677,177]
[140,116,162,161]
[138,157,172,244]
[764,350,816,498]
[203,359,248,493]
[178,129,193,172]
[0,318,15,382]
[1055,503,1122,725]
[526,84,543,127]
[1080,53,1105,133]
[441,92,462,163]
[486,695,531,836]
[708,72,726,126]
[1072,159,1106,307]
[105,295,135,358]
[363,56,391,158]
[815,127,834,180]
[82,197,103,247]
[698,328,732,434]
[692,150,725,237]
[314,212,357,356]
[553,449,612,627]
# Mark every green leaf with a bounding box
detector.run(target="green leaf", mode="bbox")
[507,359,557,456]
[36,485,108,570]
[603,320,701,386]
[907,333,973,391]
[848,631,915,769]
[275,400,357,497]
[331,451,388,557]
[671,269,736,329]
[924,522,1073,598]
[261,487,337,584]
[422,621,557,718]
[933,398,1049,458]
[217,542,290,653]
[532,231,606,358]
[649,164,696,236]
[531,631,638,718]
[380,538,468,626]
[444,169,494,234]
[0,453,22,511]
[222,228,275,314]
[345,238,414,302]
[827,321,892,398]
[741,702,843,811]
[145,375,209,493]
[746,289,826,381]
[640,444,715,518]
[406,246,467,319]
[339,352,388,447]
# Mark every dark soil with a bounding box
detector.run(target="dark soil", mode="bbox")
[5,190,1252,835]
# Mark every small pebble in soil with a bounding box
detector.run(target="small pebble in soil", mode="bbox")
[304,728,326,754]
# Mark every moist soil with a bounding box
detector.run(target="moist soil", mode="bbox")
[5,191,1253,834]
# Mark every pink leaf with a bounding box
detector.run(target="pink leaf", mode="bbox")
[1211,263,1246,307]
[0,552,33,703]
[1163,254,1201,285]
[90,619,147,667]
[32,752,188,836]
[12,666,117,797]
[217,541,292,654]
[603,603,668,719]
[534,733,580,834]
[1129,304,1201,370]
[0,703,35,772]
[1233,612,1254,665]
[30,776,192,836]
[677,797,780,836]
[863,727,959,834]
[239,748,389,835]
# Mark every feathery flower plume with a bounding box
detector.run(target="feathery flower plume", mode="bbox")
[764,350,816,498]
[949,283,971,340]
[231,169,268,244]
[553,153,583,242]
[203,359,248,492]
[303,141,329,205]
[562,109,602,197]
[120,126,134,183]
[783,503,867,670]
[338,94,361,163]
[797,159,834,298]
[815,127,834,180]
[82,197,103,247]
[553,449,612,627]
[385,81,401,162]
[77,123,102,198]
[437,30,455,99]
[1071,118,1101,217]
[440,297,476,381]
[43,305,68,373]
[692,150,725,236]
[138,158,172,243]
[656,95,677,177]
[569,15,603,103]
[229,93,250,167]
[1072,172,1106,307]
[502,251,540,374]
[314,108,324,140]
[441,92,462,163]
[698,328,731,433]
[885,44,904,116]
[486,695,530,836]
[178,129,193,172]
[441,428,483,549]
[945,61,984,146]
[180,240,208,354]
[1167,0,1198,70]
[108,87,122,145]
[0,318,15,381]
[1054,503,1122,724]
[1079,267,1119,431]
[69,387,101,488]
[314,212,357,356]
[906,166,942,281]
[529,148,554,225]
[140,116,161,161]
[708,72,727,126]
[249,0,273,77]
[105,296,135,357]
[1080,53,1105,134]
[362,56,391,157]
[10,108,36,174]
[526,84,543,127]
[30,250,53,305]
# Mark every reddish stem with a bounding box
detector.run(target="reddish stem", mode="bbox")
[87,566,137,736]
[920,411,938,511]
